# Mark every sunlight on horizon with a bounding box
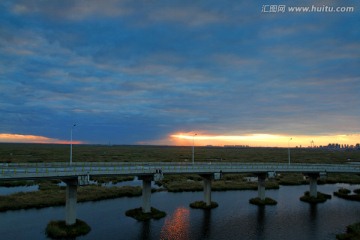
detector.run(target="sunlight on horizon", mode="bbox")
[0,133,83,144]
[170,132,360,147]
[1,132,358,147]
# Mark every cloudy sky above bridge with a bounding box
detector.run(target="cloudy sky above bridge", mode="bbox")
[0,0,359,147]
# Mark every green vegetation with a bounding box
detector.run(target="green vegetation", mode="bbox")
[323,174,360,184]
[189,201,218,209]
[299,191,332,204]
[334,188,360,201]
[276,173,307,185]
[125,207,166,221]
[336,222,360,240]
[0,184,141,211]
[91,176,135,184]
[354,189,360,194]
[45,219,91,239]
[1,143,359,164]
[157,174,280,192]
[0,180,35,187]
[249,197,277,206]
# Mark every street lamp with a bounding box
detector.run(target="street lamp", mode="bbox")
[192,133,197,164]
[70,123,76,165]
[288,137,292,165]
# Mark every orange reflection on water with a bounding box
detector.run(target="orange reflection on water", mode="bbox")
[160,207,190,240]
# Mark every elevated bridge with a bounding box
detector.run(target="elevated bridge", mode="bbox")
[1,162,359,180]
[1,162,359,225]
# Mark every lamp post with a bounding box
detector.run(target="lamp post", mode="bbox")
[192,133,197,164]
[288,137,292,165]
[70,123,76,165]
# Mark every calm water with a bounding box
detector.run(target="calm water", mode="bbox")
[0,185,39,195]
[0,184,359,240]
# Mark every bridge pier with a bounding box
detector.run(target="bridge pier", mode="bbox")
[307,173,319,198]
[257,173,267,201]
[138,175,153,213]
[203,175,212,206]
[64,179,78,225]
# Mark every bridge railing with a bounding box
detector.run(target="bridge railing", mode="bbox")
[0,162,359,180]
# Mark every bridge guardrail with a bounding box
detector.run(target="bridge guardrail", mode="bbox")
[0,162,359,180]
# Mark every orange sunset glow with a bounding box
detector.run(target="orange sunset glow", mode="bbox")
[0,133,83,144]
[170,132,360,148]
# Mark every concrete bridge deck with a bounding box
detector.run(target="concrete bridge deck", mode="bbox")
[1,162,359,180]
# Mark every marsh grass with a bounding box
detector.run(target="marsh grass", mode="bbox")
[189,201,218,209]
[45,219,91,239]
[249,197,277,206]
[125,207,166,221]
[300,191,332,204]
[0,185,141,211]
[334,188,360,201]
[1,143,359,164]
[158,174,280,192]
[336,222,360,240]
[0,180,35,187]
[91,176,135,184]
[276,173,307,185]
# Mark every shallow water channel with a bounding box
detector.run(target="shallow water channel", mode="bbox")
[0,182,359,240]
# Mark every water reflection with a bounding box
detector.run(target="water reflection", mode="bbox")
[309,204,317,221]
[140,220,151,240]
[201,209,212,238]
[160,207,190,240]
[256,206,266,239]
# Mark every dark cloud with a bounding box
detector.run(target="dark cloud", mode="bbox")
[0,0,359,144]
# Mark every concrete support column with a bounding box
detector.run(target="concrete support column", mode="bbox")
[257,173,266,201]
[139,175,153,213]
[203,177,212,206]
[64,179,78,225]
[200,174,213,207]
[308,174,319,198]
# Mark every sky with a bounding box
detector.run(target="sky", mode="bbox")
[0,0,359,147]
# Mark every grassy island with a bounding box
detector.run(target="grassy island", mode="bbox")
[189,201,219,209]
[336,222,360,240]
[125,207,166,221]
[45,219,91,239]
[249,197,277,206]
[0,185,141,212]
[334,188,360,201]
[300,191,332,204]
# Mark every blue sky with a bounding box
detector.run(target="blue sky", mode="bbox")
[0,0,359,146]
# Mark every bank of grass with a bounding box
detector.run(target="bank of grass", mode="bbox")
[189,201,218,209]
[336,222,360,240]
[158,174,280,192]
[249,197,277,206]
[276,173,308,185]
[324,174,360,184]
[0,184,141,211]
[0,180,35,187]
[161,179,279,192]
[45,219,91,239]
[334,188,360,201]
[300,191,332,204]
[125,207,166,221]
[91,176,135,184]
